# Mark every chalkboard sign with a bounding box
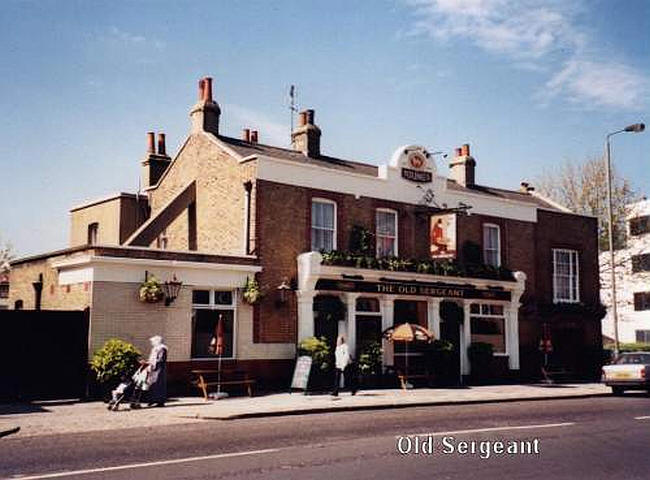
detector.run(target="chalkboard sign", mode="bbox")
[290,356,313,391]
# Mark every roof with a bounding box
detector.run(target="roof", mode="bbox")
[69,192,147,213]
[218,136,379,176]
[218,135,566,212]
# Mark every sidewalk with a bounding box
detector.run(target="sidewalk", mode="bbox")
[0,383,609,438]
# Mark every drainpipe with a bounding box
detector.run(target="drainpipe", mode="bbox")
[243,181,253,255]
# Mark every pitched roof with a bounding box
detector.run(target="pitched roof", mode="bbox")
[218,135,566,212]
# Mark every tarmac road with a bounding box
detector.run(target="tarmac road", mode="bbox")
[1,394,649,480]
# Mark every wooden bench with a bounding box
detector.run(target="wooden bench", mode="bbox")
[191,369,256,400]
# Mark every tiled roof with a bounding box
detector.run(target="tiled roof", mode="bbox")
[218,135,565,212]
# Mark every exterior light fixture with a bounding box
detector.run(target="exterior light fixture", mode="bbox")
[276,277,292,304]
[163,275,183,306]
[605,122,645,356]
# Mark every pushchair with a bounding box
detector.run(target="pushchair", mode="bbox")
[107,365,149,411]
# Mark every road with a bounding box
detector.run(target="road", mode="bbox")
[1,394,649,479]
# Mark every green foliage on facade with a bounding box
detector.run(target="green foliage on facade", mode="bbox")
[90,338,141,385]
[298,336,332,372]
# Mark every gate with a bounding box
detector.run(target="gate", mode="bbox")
[0,309,90,400]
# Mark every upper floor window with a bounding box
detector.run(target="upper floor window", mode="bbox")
[636,330,650,343]
[483,224,501,267]
[630,215,650,236]
[156,229,168,250]
[632,253,650,273]
[376,209,398,257]
[634,292,650,311]
[311,199,336,252]
[87,222,99,245]
[553,249,579,303]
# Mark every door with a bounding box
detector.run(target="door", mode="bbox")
[439,300,462,385]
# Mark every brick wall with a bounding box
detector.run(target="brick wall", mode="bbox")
[70,198,122,247]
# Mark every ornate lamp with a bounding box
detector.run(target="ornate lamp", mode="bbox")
[163,275,183,306]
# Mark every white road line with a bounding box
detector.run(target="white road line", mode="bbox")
[6,448,280,480]
[400,422,576,438]
[634,416,650,420]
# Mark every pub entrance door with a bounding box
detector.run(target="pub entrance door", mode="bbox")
[439,300,462,386]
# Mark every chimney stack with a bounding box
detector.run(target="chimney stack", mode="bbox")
[250,130,259,144]
[448,143,476,187]
[291,108,321,157]
[190,76,221,136]
[141,131,171,189]
[242,128,251,142]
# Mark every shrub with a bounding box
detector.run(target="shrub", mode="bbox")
[90,339,141,385]
[298,336,331,371]
[358,341,383,376]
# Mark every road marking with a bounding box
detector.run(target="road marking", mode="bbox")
[6,448,280,480]
[634,416,650,420]
[402,422,576,438]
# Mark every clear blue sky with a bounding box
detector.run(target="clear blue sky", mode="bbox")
[1,0,649,256]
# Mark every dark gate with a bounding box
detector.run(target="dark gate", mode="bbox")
[0,309,90,400]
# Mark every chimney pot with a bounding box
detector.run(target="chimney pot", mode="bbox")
[146,132,155,154]
[242,128,251,142]
[157,133,166,156]
[198,79,205,101]
[250,130,259,144]
[461,143,470,156]
[298,111,307,127]
[454,147,462,157]
[305,109,315,125]
[204,77,213,103]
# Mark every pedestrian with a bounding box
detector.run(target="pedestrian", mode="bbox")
[332,335,351,396]
[143,335,168,407]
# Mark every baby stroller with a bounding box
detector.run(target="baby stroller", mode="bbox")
[107,365,149,411]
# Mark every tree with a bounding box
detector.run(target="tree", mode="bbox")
[0,234,14,273]
[534,155,638,251]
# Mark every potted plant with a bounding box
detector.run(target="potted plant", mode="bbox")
[90,338,141,400]
[357,340,383,387]
[139,275,164,303]
[242,276,261,305]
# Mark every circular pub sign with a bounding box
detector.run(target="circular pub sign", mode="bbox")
[390,145,434,183]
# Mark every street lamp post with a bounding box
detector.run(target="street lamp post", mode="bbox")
[606,123,645,356]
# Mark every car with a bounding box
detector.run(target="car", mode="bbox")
[602,351,650,395]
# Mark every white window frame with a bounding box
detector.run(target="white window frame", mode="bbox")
[191,289,238,360]
[483,223,501,267]
[552,248,580,304]
[311,198,337,252]
[375,208,398,257]
[469,302,508,355]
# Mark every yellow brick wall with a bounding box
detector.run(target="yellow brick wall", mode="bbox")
[8,256,91,310]
[69,199,122,247]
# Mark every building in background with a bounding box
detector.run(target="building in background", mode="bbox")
[8,76,604,388]
[601,198,650,344]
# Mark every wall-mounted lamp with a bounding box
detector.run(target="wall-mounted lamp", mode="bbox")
[163,275,183,306]
[276,277,292,305]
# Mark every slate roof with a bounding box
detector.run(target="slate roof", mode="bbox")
[217,136,565,212]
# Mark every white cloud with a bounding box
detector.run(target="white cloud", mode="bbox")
[226,104,289,147]
[106,26,166,50]
[403,0,648,110]
[545,59,648,110]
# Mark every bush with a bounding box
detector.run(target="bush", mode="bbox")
[618,342,650,352]
[90,339,141,385]
[358,341,383,376]
[298,336,331,372]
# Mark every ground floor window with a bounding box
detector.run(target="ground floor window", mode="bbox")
[636,330,650,343]
[191,290,235,359]
[470,303,506,353]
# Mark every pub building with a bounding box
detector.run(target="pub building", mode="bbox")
[8,76,603,389]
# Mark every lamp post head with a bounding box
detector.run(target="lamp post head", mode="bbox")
[624,123,645,133]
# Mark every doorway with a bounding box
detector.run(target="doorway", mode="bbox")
[439,300,462,385]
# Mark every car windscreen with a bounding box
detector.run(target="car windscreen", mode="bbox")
[615,353,650,365]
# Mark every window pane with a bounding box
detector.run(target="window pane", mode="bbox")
[356,297,380,312]
[191,309,234,358]
[376,211,396,236]
[470,317,505,353]
[214,291,233,305]
[192,290,210,304]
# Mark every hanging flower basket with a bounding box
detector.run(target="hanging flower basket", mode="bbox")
[242,277,261,305]
[139,275,164,303]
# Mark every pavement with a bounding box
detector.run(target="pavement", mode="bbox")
[2,394,649,479]
[0,383,609,438]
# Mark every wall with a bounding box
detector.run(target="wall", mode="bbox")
[70,198,122,247]
[8,255,91,310]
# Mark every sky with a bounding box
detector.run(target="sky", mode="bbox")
[1,0,649,256]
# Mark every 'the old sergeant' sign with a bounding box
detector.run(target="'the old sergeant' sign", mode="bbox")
[315,279,511,301]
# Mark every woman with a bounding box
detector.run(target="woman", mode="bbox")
[332,335,351,397]
[144,335,168,407]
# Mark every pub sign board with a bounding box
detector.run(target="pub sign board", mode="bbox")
[430,214,457,259]
[315,279,511,301]
[290,355,313,392]
[391,145,434,184]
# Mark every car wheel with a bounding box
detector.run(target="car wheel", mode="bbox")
[611,386,625,396]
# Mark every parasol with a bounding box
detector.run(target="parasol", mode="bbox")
[382,323,434,388]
